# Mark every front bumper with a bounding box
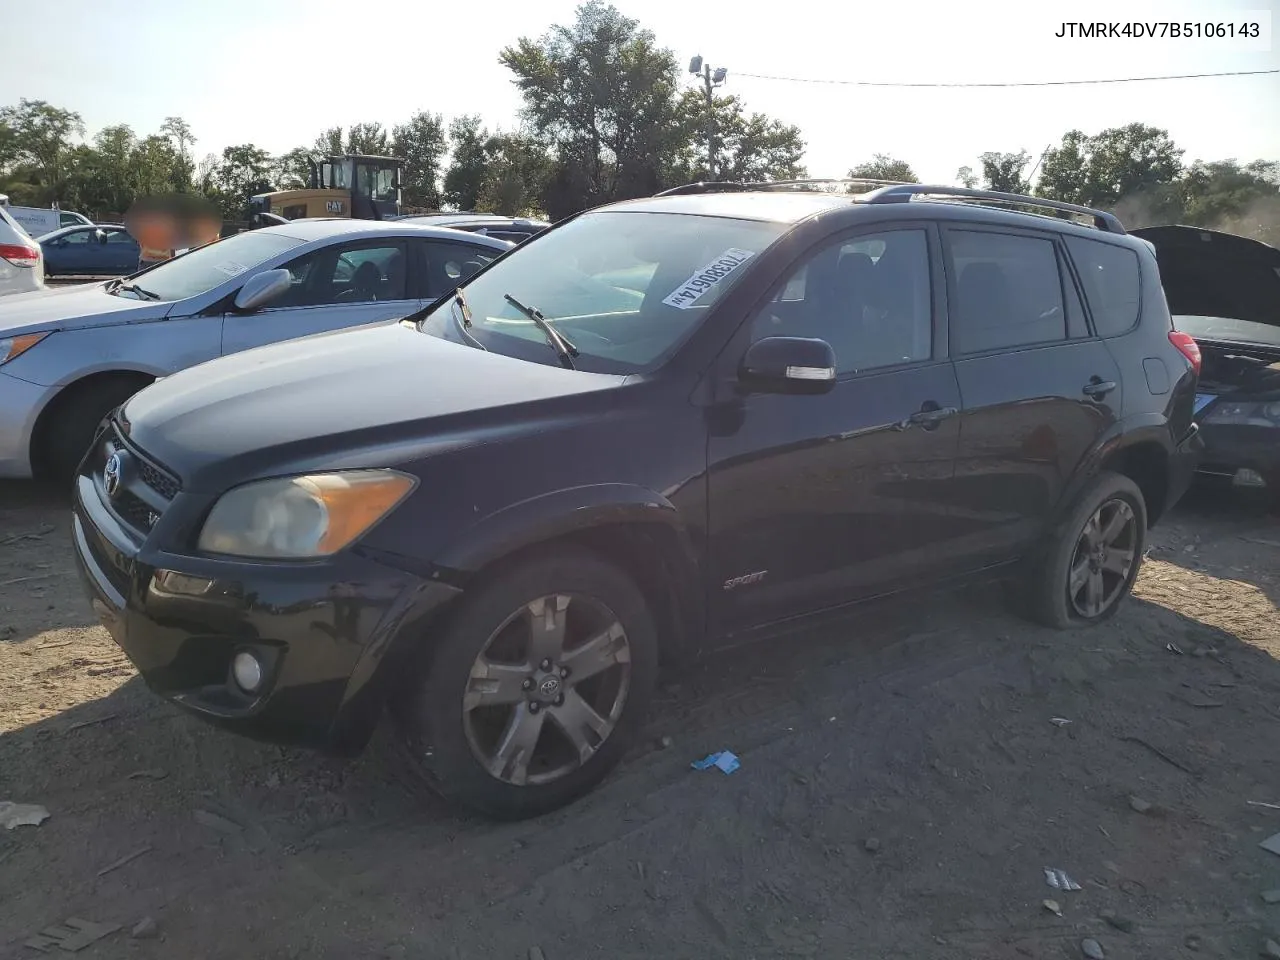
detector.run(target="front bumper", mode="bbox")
[70,433,460,754]
[0,369,53,478]
[1194,419,1280,489]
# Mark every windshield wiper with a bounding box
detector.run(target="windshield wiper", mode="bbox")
[116,282,160,301]
[503,293,578,369]
[450,287,487,351]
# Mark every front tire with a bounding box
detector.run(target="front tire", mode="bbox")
[38,377,150,483]
[1018,471,1147,630]
[393,547,658,820]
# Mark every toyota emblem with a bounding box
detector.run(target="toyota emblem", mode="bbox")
[538,676,562,699]
[103,453,122,497]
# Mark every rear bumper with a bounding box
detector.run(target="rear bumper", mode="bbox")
[1165,422,1205,516]
[71,468,461,754]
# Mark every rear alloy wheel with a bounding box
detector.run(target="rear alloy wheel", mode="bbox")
[1066,499,1139,619]
[1018,471,1148,630]
[394,548,657,820]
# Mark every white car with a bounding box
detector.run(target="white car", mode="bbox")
[0,206,44,297]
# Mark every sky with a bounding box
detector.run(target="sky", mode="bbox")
[2,0,1277,185]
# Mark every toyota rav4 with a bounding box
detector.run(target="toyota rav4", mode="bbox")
[71,181,1204,820]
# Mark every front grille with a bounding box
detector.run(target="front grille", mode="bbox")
[92,423,182,535]
[137,459,181,500]
[115,490,162,531]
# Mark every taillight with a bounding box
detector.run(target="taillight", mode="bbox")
[0,243,40,268]
[1168,331,1201,376]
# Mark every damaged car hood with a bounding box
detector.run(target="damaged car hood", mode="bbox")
[1133,225,1280,346]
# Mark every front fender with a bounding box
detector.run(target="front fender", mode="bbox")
[435,482,695,578]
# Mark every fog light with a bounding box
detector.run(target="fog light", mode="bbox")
[1233,468,1267,488]
[231,651,264,693]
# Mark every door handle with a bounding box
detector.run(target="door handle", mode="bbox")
[1082,378,1117,399]
[897,404,958,431]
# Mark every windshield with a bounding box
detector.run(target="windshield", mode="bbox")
[418,210,785,373]
[112,231,305,302]
[358,164,398,202]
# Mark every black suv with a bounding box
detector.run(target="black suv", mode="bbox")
[71,181,1203,820]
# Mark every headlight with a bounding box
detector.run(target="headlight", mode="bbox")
[1204,401,1280,428]
[0,332,49,366]
[197,470,416,559]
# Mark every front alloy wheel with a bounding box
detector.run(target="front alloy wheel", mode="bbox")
[393,547,658,820]
[464,594,632,786]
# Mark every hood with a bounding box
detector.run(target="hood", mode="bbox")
[1132,225,1280,334]
[121,321,628,489]
[0,282,169,336]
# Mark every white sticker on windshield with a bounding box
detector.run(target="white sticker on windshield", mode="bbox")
[214,261,249,276]
[662,248,755,310]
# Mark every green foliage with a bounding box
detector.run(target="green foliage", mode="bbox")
[477,132,552,216]
[847,154,918,184]
[443,116,493,211]
[393,111,446,210]
[1037,123,1183,207]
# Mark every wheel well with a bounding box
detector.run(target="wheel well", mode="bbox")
[465,523,704,667]
[1103,441,1169,525]
[30,370,154,474]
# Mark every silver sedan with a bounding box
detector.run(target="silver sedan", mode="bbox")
[0,218,511,479]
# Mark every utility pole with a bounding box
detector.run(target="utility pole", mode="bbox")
[688,56,727,180]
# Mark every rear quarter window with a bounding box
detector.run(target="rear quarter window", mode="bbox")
[1065,236,1141,337]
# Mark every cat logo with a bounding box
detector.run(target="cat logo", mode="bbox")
[723,570,768,591]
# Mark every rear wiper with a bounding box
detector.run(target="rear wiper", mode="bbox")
[116,282,160,301]
[503,293,578,369]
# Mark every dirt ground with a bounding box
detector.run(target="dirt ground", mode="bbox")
[2,480,1279,960]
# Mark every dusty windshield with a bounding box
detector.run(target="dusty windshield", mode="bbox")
[111,231,305,302]
[419,210,784,372]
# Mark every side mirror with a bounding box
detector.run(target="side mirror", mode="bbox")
[233,268,292,312]
[739,336,837,394]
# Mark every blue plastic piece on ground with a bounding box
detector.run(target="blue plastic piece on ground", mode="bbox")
[691,750,740,774]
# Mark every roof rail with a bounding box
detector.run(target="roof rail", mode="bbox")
[861,184,1126,234]
[653,177,910,198]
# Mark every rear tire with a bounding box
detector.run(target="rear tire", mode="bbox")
[1016,471,1147,630]
[37,377,150,483]
[393,546,658,820]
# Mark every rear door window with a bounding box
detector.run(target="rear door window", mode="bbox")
[1064,236,1141,337]
[946,230,1067,355]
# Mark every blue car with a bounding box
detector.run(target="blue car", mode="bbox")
[38,224,140,277]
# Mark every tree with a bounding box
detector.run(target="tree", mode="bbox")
[676,92,806,183]
[392,110,446,210]
[274,147,314,190]
[71,124,137,214]
[159,116,196,191]
[132,134,182,196]
[1037,123,1183,208]
[0,99,86,202]
[477,131,552,216]
[848,153,918,184]
[956,166,979,188]
[313,126,345,156]
[1114,158,1280,244]
[978,150,1031,194]
[500,1,687,217]
[217,143,274,200]
[345,122,390,156]
[443,115,494,211]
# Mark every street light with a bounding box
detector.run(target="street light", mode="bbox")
[689,55,728,179]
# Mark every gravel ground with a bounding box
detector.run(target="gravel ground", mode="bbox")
[2,480,1279,960]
